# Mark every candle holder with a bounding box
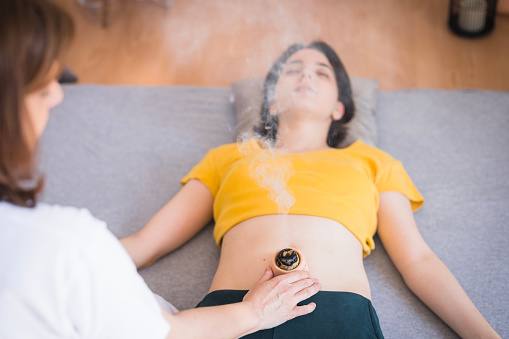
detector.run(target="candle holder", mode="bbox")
[448,0,498,38]
[270,248,308,277]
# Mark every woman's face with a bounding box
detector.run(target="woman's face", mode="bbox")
[24,79,63,143]
[271,48,343,121]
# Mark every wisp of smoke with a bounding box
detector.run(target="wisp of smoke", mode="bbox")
[237,133,295,215]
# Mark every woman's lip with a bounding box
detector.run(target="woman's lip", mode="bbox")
[295,85,315,93]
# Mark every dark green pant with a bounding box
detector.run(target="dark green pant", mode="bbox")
[196,290,384,339]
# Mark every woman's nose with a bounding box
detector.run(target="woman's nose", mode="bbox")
[299,68,313,80]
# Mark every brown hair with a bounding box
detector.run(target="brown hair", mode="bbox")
[255,41,355,148]
[0,0,74,207]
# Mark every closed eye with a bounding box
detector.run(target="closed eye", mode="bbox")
[284,68,300,75]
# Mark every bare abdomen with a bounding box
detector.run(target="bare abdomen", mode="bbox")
[209,214,372,300]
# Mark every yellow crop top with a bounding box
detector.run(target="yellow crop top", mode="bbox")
[181,139,424,257]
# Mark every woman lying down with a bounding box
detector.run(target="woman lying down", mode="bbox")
[121,41,500,338]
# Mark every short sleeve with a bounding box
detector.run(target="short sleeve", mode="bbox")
[374,159,424,211]
[67,217,171,339]
[181,149,220,197]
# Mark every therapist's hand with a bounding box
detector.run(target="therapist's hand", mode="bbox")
[242,267,321,332]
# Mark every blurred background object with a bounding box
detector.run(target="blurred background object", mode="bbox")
[58,67,79,84]
[74,0,173,27]
[448,0,498,37]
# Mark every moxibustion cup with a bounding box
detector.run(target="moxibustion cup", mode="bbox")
[270,248,308,276]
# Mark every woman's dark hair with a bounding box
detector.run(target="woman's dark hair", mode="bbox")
[255,41,355,148]
[0,0,74,207]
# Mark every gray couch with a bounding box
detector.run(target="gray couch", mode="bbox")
[40,85,509,338]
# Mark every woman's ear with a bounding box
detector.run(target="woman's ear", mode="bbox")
[331,101,345,121]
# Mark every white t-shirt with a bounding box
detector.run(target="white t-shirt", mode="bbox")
[0,202,171,339]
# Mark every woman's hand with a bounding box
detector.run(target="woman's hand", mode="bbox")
[242,267,321,332]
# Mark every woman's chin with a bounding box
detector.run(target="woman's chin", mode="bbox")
[278,103,321,118]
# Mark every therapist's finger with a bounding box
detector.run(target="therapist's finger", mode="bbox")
[292,280,322,303]
[256,266,275,284]
[272,269,311,285]
[287,302,317,320]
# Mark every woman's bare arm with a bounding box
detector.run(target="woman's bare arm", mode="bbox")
[377,191,500,339]
[120,179,213,269]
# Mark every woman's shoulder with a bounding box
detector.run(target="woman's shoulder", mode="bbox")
[342,140,397,164]
[0,202,124,291]
[0,202,107,244]
[210,142,243,154]
[206,139,260,163]
[0,200,89,218]
[210,139,259,153]
[36,203,103,227]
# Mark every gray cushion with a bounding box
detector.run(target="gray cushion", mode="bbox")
[40,85,509,338]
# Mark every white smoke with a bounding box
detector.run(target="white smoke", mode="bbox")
[163,0,322,73]
[237,133,295,215]
[165,0,319,216]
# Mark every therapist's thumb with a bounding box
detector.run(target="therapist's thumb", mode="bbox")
[257,267,274,284]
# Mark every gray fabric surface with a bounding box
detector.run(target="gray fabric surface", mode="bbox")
[370,89,509,338]
[39,85,509,338]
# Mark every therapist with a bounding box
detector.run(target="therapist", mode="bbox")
[0,0,321,338]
